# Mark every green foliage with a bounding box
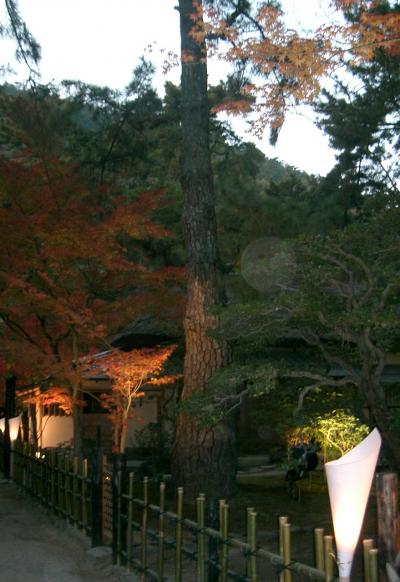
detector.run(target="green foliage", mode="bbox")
[301,409,370,460]
[179,361,278,427]
[2,0,41,72]
[213,208,400,444]
[316,5,400,214]
[214,150,324,265]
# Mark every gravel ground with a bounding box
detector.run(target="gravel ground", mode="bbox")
[0,480,138,582]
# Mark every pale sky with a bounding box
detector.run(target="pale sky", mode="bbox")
[1,0,338,176]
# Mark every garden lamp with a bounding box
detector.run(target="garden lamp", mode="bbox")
[325,428,381,582]
[8,414,21,441]
[0,418,4,432]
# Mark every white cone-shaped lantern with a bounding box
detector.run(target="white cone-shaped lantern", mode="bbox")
[325,428,382,581]
[0,418,4,433]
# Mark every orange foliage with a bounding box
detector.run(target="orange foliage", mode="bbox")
[23,386,81,415]
[197,0,400,134]
[96,345,179,453]
[0,144,183,387]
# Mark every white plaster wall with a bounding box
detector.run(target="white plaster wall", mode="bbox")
[41,416,73,448]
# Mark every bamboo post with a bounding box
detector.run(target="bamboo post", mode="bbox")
[65,456,72,520]
[25,442,30,488]
[111,455,118,564]
[29,445,34,496]
[57,453,63,515]
[282,522,292,582]
[248,511,257,582]
[117,469,122,566]
[102,454,109,542]
[363,539,374,582]
[33,446,38,493]
[279,516,288,582]
[50,450,56,511]
[15,441,21,487]
[140,476,149,581]
[24,442,28,487]
[55,453,60,512]
[16,440,20,485]
[73,456,79,525]
[376,472,400,565]
[22,441,26,485]
[40,449,44,498]
[158,481,166,581]
[12,440,17,485]
[247,507,255,579]
[11,439,16,484]
[369,548,379,582]
[30,444,34,490]
[54,452,59,513]
[82,458,88,531]
[61,454,65,512]
[44,451,48,499]
[218,498,225,526]
[25,443,30,489]
[32,446,37,494]
[30,444,35,497]
[126,472,134,570]
[12,439,17,481]
[32,450,37,497]
[324,535,335,582]
[175,486,183,582]
[28,445,33,496]
[220,502,229,582]
[90,449,102,547]
[14,440,19,486]
[315,528,325,571]
[23,442,27,489]
[40,450,45,501]
[207,497,219,582]
[196,494,206,582]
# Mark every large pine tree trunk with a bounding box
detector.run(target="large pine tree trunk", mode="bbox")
[362,380,400,473]
[171,0,236,500]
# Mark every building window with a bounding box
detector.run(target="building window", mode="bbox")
[42,404,66,417]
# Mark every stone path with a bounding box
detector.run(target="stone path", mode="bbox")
[0,480,137,582]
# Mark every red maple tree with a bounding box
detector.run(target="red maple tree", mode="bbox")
[193,0,400,134]
[0,139,183,451]
[95,345,179,453]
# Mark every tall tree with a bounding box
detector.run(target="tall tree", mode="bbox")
[97,345,178,454]
[0,128,179,454]
[2,0,40,76]
[211,209,400,472]
[316,2,400,215]
[171,0,400,498]
[171,0,236,500]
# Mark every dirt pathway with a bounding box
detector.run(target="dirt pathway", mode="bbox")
[0,480,137,582]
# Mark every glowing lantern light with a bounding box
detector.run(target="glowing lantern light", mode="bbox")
[8,414,22,441]
[0,418,4,432]
[325,428,382,581]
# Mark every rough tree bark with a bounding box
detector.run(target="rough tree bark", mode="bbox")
[171,0,236,500]
[362,379,400,472]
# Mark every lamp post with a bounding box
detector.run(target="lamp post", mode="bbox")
[325,428,382,581]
